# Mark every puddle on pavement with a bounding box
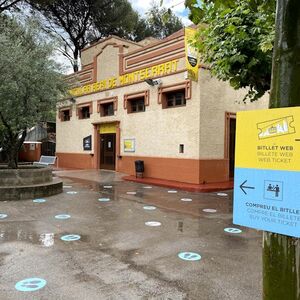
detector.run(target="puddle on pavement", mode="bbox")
[0,229,89,246]
[57,177,234,217]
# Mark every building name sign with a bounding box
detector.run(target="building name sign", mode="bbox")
[70,59,179,97]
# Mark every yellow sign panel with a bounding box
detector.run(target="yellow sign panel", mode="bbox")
[185,27,199,82]
[99,123,117,134]
[235,107,300,171]
[70,59,179,97]
[124,138,135,152]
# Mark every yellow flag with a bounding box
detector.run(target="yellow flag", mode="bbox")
[185,27,199,81]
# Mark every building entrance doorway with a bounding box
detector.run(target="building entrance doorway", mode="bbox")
[100,133,116,170]
[229,117,236,178]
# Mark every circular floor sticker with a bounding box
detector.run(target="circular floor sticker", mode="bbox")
[0,214,7,219]
[33,199,46,203]
[217,192,228,197]
[98,198,110,202]
[143,186,152,189]
[181,198,192,202]
[61,234,81,241]
[145,221,161,227]
[63,185,72,189]
[143,206,156,210]
[103,185,112,189]
[203,209,217,213]
[178,252,202,261]
[15,278,47,292]
[55,214,71,220]
[168,190,177,193]
[224,228,242,234]
[66,191,77,195]
[126,192,136,195]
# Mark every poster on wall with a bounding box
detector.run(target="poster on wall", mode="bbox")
[185,27,200,82]
[124,139,135,152]
[83,135,92,151]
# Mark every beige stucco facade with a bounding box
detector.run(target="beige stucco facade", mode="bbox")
[56,29,268,184]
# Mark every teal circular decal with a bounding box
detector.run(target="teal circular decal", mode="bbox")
[168,190,177,193]
[126,191,136,195]
[217,192,228,197]
[178,252,202,261]
[61,234,81,241]
[143,206,156,210]
[145,221,161,227]
[55,214,71,220]
[33,199,46,203]
[203,209,217,213]
[181,198,192,202]
[98,198,110,202]
[0,214,7,219]
[63,185,72,189]
[66,191,77,195]
[224,228,242,234]
[15,278,46,292]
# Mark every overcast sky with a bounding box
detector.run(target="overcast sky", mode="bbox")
[129,0,192,25]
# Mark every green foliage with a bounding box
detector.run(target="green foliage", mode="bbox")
[186,0,276,101]
[0,15,67,167]
[140,4,183,40]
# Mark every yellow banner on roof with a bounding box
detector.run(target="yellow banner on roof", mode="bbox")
[185,27,199,82]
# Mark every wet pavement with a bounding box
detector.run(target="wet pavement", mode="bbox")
[0,170,262,299]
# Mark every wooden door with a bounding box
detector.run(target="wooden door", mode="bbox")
[229,118,236,178]
[100,134,116,170]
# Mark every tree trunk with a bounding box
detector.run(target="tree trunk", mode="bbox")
[6,130,26,169]
[73,48,79,72]
[263,0,300,299]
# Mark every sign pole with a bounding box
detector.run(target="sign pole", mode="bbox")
[263,1,300,299]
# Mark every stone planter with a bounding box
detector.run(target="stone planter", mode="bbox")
[0,166,62,200]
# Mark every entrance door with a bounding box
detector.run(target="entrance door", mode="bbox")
[100,134,116,170]
[229,118,236,178]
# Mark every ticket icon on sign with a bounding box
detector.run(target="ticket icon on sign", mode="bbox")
[257,115,295,139]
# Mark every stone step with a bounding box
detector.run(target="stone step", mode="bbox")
[0,178,63,201]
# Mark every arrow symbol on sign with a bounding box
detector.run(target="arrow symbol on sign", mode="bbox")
[240,180,255,195]
[296,139,300,142]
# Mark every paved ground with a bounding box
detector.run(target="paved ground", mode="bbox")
[0,170,262,300]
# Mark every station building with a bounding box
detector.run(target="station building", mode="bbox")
[56,28,268,184]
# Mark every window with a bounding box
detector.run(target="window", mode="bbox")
[101,102,114,116]
[165,89,186,108]
[158,80,191,108]
[80,106,90,119]
[128,97,145,113]
[77,102,93,119]
[97,97,118,116]
[59,108,71,122]
[124,90,149,114]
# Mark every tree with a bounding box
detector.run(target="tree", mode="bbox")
[0,0,21,12]
[28,0,141,72]
[0,16,66,168]
[186,0,275,101]
[141,4,183,40]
